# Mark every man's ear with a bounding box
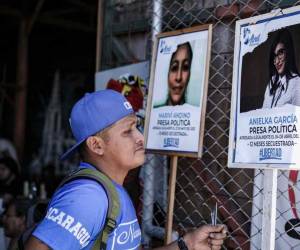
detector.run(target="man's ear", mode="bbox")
[86,136,105,156]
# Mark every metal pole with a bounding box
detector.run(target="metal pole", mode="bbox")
[152,0,162,42]
[262,169,277,250]
[141,0,163,246]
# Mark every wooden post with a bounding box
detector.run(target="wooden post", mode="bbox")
[14,18,29,160]
[262,169,277,250]
[165,155,178,244]
[96,0,104,72]
[14,0,45,160]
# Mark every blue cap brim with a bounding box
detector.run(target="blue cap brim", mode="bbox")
[60,138,86,161]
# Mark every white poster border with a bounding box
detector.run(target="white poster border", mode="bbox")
[228,5,300,169]
[144,24,212,158]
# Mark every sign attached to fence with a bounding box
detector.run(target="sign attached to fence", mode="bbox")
[228,5,300,169]
[144,25,212,157]
[95,61,149,133]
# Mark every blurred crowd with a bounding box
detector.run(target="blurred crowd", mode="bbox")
[0,138,49,250]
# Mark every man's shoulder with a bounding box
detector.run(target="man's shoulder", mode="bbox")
[57,178,107,195]
[51,178,109,213]
[32,178,110,249]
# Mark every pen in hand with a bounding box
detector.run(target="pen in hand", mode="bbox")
[210,202,217,226]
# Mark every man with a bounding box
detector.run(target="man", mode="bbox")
[25,89,227,249]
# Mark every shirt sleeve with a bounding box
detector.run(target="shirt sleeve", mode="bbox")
[33,179,108,250]
[262,82,271,109]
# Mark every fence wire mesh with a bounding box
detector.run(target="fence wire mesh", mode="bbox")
[102,0,300,249]
[145,0,300,249]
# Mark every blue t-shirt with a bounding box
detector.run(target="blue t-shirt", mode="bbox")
[33,162,141,249]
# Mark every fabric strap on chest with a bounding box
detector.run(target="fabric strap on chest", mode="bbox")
[58,168,120,250]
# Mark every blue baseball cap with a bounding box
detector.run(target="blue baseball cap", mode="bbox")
[60,89,134,160]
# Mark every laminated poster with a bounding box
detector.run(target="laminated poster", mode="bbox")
[144,25,212,157]
[229,6,300,168]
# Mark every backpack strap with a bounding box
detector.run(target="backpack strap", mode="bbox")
[59,168,120,250]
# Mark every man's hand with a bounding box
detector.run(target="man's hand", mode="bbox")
[183,224,227,250]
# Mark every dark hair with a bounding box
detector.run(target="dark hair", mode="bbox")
[269,28,299,94]
[78,141,87,160]
[5,198,32,218]
[168,42,193,105]
[169,42,193,66]
[5,198,47,220]
[0,156,19,176]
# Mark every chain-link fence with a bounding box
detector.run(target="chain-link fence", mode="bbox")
[101,0,300,249]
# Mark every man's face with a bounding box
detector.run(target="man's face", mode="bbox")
[3,204,25,237]
[103,115,145,170]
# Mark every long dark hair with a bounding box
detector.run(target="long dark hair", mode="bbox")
[269,29,299,95]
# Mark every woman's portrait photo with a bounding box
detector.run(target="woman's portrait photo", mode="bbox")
[262,29,300,109]
[240,25,300,112]
[161,42,192,107]
[152,35,207,109]
[145,25,212,156]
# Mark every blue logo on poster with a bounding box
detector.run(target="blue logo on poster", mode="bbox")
[163,138,179,148]
[243,27,260,46]
[259,148,282,160]
[160,40,171,54]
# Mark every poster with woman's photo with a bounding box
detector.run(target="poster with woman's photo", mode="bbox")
[228,5,300,168]
[144,25,212,157]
